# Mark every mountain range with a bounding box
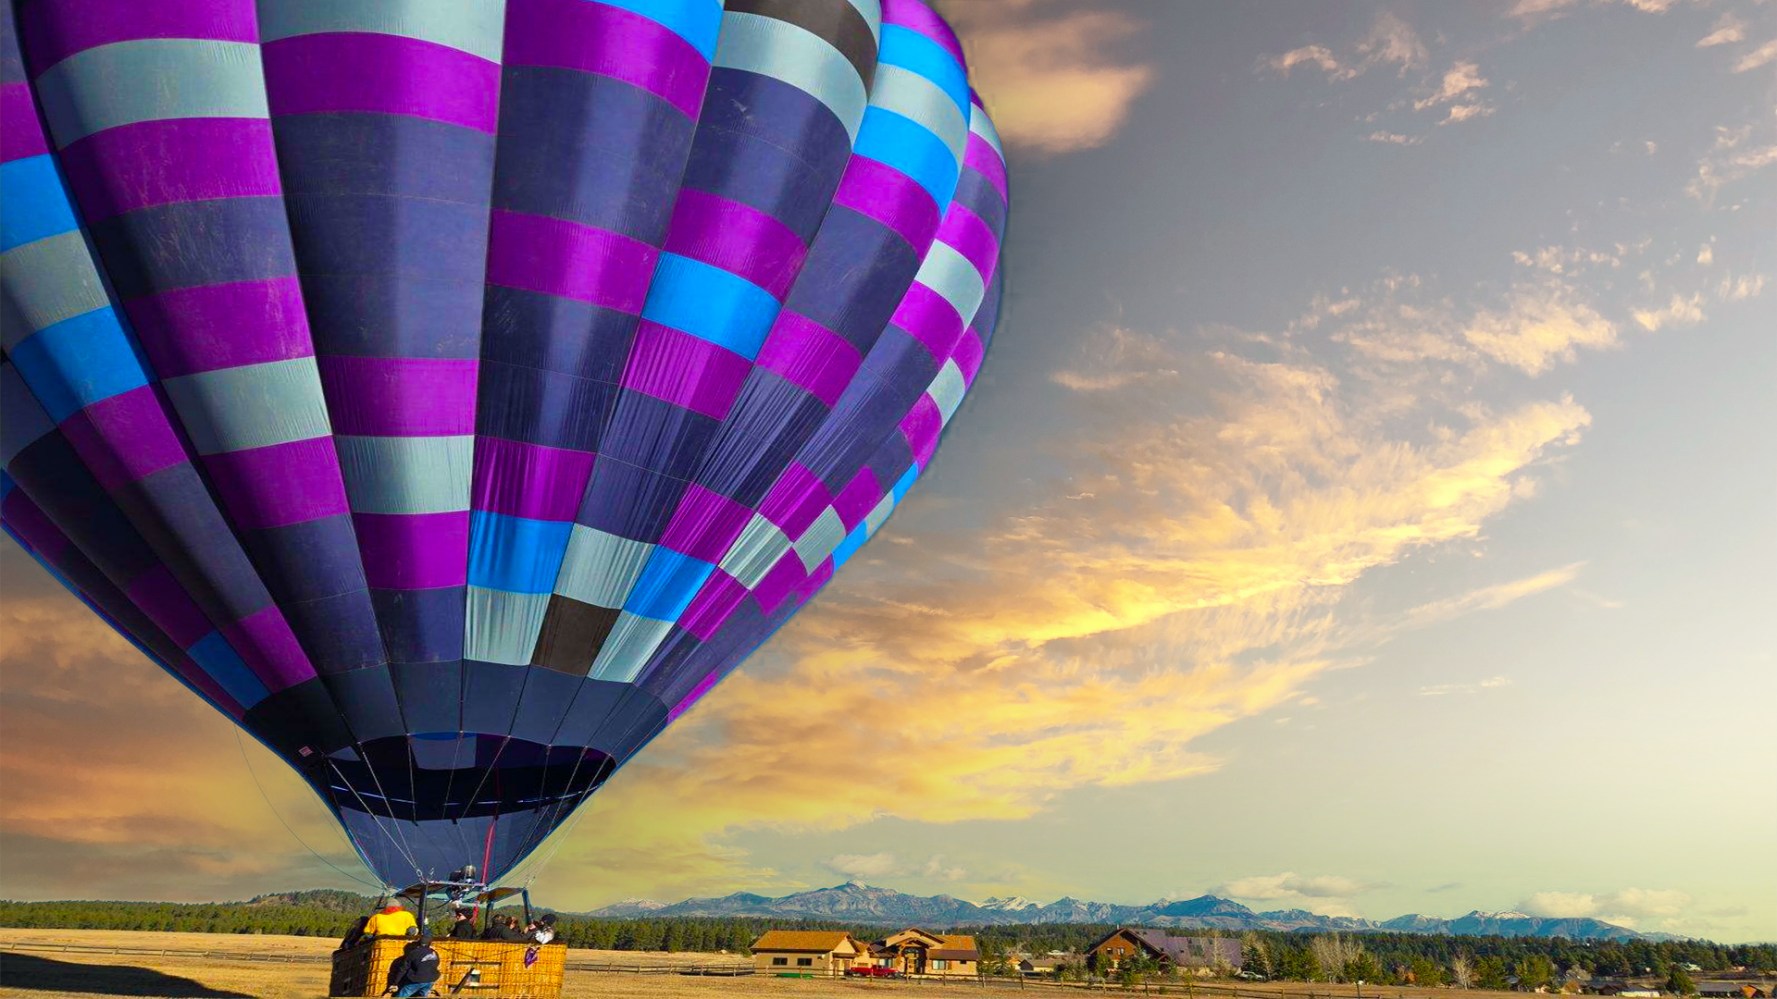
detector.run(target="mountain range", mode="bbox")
[585,882,1650,941]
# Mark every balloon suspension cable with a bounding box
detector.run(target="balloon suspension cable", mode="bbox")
[234,728,383,892]
[322,753,428,884]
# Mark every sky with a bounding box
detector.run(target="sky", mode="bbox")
[2,0,1774,944]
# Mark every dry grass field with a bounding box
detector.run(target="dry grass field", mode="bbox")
[0,929,1536,999]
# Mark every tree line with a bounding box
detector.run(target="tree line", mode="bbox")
[2,898,1772,985]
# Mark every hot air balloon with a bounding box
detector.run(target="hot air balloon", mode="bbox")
[0,0,1007,891]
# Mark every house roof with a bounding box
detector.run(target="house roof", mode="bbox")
[751,931,858,953]
[1091,928,1242,968]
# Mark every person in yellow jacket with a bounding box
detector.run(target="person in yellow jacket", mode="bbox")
[364,903,418,938]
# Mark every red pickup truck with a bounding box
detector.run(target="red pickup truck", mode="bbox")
[847,967,903,979]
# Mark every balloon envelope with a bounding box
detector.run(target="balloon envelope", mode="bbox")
[0,0,1006,885]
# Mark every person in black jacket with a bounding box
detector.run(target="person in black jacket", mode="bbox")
[388,933,441,998]
[448,909,477,940]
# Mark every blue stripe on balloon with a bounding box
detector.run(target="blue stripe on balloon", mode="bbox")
[639,253,781,359]
[831,522,869,568]
[623,547,717,621]
[6,307,151,422]
[467,511,576,593]
[0,155,79,252]
[878,25,969,117]
[853,107,960,209]
[598,0,724,61]
[891,465,918,504]
[186,631,273,708]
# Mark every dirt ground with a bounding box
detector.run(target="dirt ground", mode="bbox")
[0,929,1536,999]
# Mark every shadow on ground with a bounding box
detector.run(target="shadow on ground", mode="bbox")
[0,953,253,997]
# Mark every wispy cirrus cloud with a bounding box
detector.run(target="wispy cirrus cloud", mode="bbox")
[1697,14,1746,48]
[1732,37,1777,72]
[1261,12,1427,81]
[940,0,1155,156]
[1687,123,1777,204]
[1632,293,1707,331]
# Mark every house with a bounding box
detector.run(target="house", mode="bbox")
[1593,980,1661,997]
[1087,928,1243,975]
[873,928,982,977]
[1699,985,1766,999]
[749,930,864,976]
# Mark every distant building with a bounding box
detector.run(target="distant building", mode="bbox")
[870,929,981,977]
[749,930,864,976]
[1086,928,1243,975]
[1699,984,1766,999]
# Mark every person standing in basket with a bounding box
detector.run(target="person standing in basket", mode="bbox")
[388,932,442,998]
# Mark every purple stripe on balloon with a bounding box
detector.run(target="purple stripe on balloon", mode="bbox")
[203,437,349,531]
[882,0,969,72]
[665,190,806,301]
[757,462,831,538]
[619,321,750,420]
[220,604,316,691]
[668,667,721,721]
[953,327,986,385]
[355,511,470,590]
[124,564,213,647]
[682,569,746,642]
[751,551,808,615]
[129,278,315,377]
[660,484,753,563]
[262,33,500,134]
[1,84,49,162]
[470,437,595,522]
[900,393,943,468]
[18,0,258,71]
[502,0,710,120]
[319,356,478,437]
[58,119,282,223]
[1,490,70,563]
[58,386,190,491]
[939,203,999,283]
[486,210,658,314]
[792,556,835,608]
[755,312,862,408]
[833,155,940,252]
[964,133,1009,205]
[892,283,964,361]
[832,468,885,531]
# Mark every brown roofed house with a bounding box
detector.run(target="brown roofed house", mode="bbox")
[749,931,865,977]
[878,929,982,978]
[1088,928,1243,976]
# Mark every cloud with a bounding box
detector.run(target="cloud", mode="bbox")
[1511,243,1638,275]
[1266,45,1343,78]
[1367,131,1424,146]
[1218,872,1378,900]
[1697,14,1746,48]
[940,0,1155,156]
[1522,888,1694,925]
[1415,61,1489,110]
[828,853,901,880]
[1631,293,1706,331]
[1261,12,1426,82]
[1508,0,1677,23]
[1717,274,1767,300]
[1687,124,1777,204]
[1462,293,1619,374]
[1734,37,1777,72]
[1404,564,1585,629]
[1418,675,1513,697]
[1441,103,1496,125]
[1697,243,1714,266]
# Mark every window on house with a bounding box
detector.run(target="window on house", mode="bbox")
[797,958,813,967]
[772,958,787,966]
[933,960,948,971]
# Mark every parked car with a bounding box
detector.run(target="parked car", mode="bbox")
[848,967,903,978]
[1237,971,1269,981]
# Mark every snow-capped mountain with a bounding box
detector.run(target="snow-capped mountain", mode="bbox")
[580,884,1649,940]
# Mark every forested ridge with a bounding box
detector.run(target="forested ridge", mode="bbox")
[2,895,1771,986]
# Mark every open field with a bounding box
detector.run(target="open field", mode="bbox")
[0,930,1552,999]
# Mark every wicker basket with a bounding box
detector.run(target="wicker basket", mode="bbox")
[330,937,567,998]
